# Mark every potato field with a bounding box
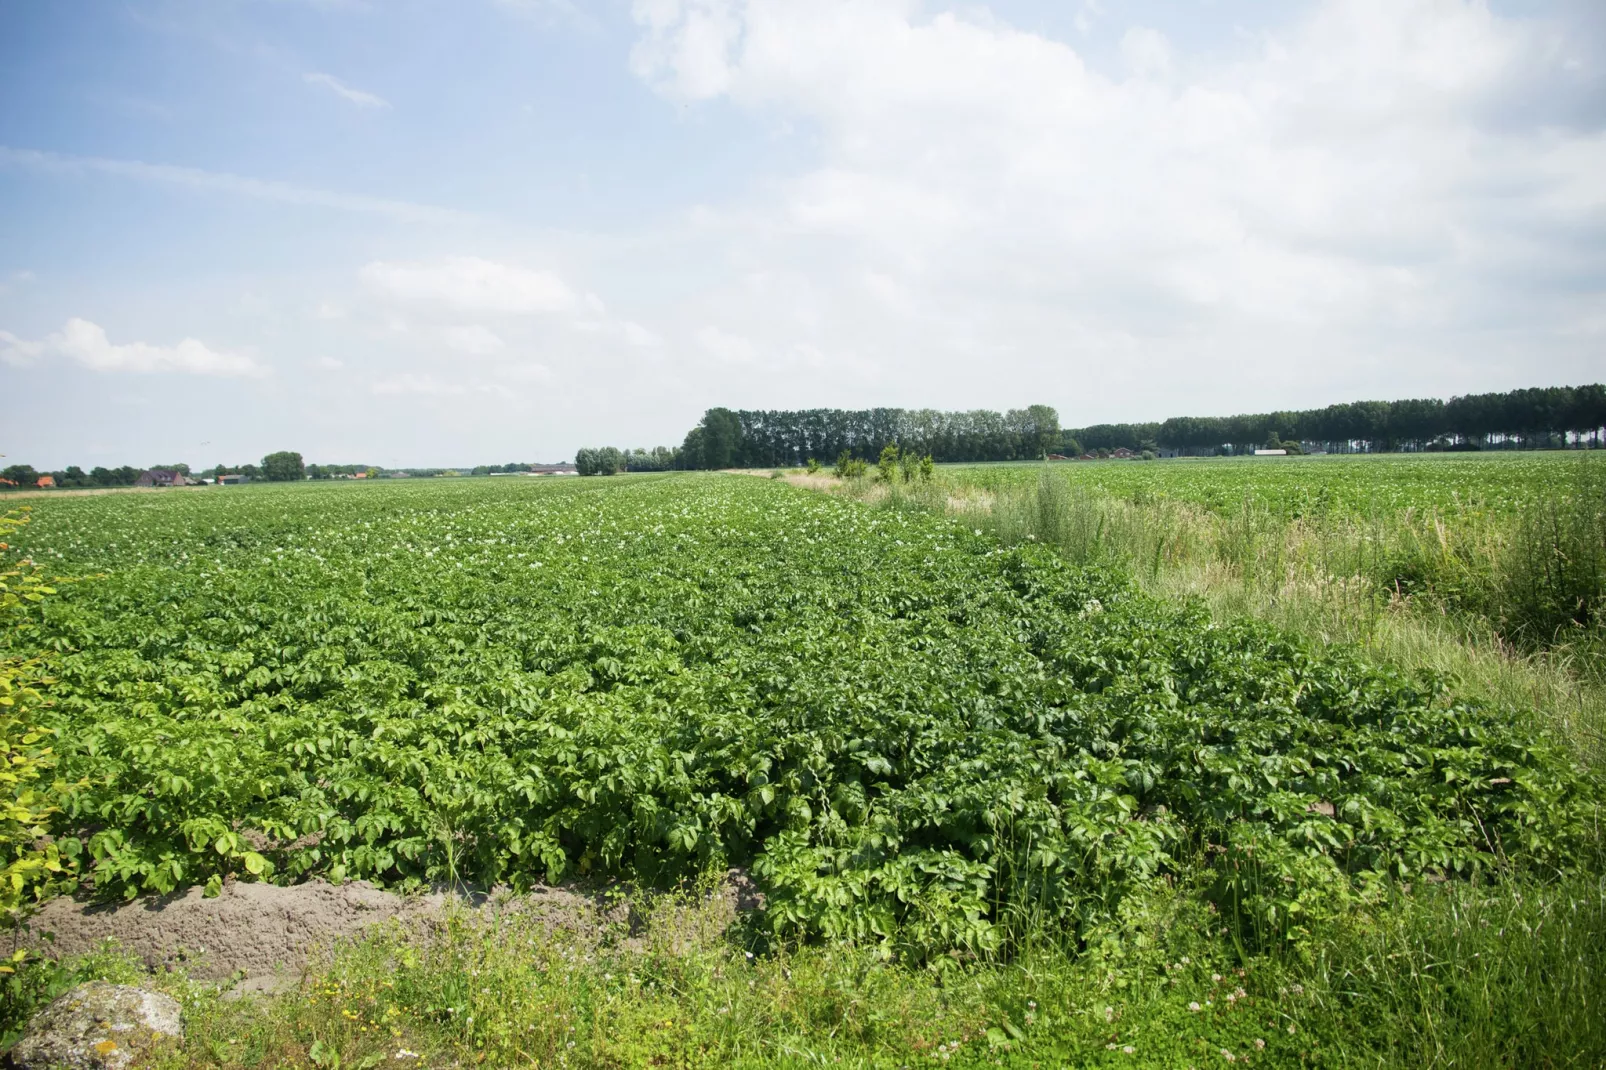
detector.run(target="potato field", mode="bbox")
[941,450,1601,519]
[8,473,1597,962]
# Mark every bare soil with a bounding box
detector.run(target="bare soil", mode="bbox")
[16,872,764,988]
[16,881,592,983]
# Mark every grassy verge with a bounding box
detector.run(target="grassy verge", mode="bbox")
[7,866,1601,1068]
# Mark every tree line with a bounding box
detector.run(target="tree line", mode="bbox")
[3,453,588,489]
[1077,384,1606,455]
[576,407,1061,473]
[574,447,683,476]
[577,385,1602,474]
[670,405,1065,469]
[2,452,310,489]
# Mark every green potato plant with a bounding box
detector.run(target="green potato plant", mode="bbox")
[3,477,1596,959]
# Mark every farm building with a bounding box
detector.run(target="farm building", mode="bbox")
[35,475,55,488]
[216,473,248,485]
[135,469,188,487]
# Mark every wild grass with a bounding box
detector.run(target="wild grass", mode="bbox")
[1291,872,1606,1069]
[8,865,1596,1068]
[846,459,1606,766]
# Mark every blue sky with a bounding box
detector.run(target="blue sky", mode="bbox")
[2,0,1602,468]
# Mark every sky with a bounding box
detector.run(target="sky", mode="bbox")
[1,0,1602,469]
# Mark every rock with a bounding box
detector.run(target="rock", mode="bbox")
[6,982,181,1070]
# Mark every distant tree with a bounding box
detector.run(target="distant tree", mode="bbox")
[1026,404,1061,457]
[261,451,305,482]
[1,465,38,488]
[806,457,822,474]
[576,448,626,476]
[700,408,744,469]
[679,427,707,470]
[919,454,934,481]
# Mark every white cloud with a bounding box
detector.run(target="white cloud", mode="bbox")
[503,361,553,382]
[1,319,266,377]
[371,373,457,395]
[439,324,506,355]
[0,330,46,367]
[621,321,663,348]
[574,316,664,349]
[625,0,1606,411]
[303,72,390,109]
[370,372,514,398]
[696,324,756,363]
[359,257,578,314]
[314,356,345,370]
[630,0,744,97]
[0,270,36,297]
[1119,27,1172,80]
[1074,0,1103,37]
[0,146,470,224]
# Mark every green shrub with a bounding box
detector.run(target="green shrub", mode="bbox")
[1496,459,1606,645]
[877,443,899,483]
[833,450,867,479]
